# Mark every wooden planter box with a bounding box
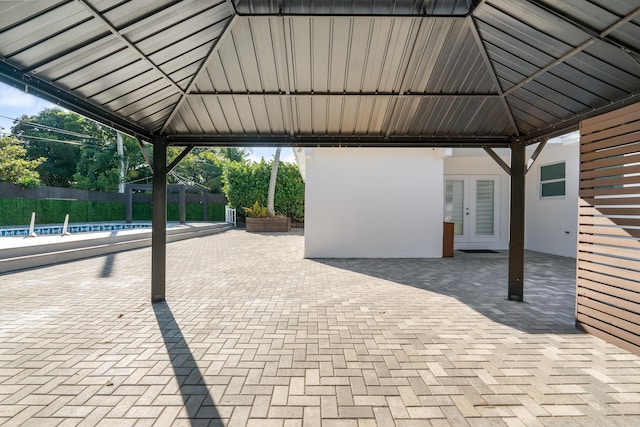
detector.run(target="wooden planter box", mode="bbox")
[245,217,291,232]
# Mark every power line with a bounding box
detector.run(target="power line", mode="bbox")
[169,171,208,189]
[0,114,98,139]
[125,176,153,184]
[18,134,84,146]
[0,131,100,147]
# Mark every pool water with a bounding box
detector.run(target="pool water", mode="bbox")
[0,223,152,237]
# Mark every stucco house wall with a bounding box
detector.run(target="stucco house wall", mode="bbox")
[304,148,445,258]
[300,139,579,259]
[524,141,579,258]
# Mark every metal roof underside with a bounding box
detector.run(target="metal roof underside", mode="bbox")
[0,0,639,147]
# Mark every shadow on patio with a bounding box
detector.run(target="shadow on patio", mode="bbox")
[311,250,580,335]
[153,302,223,426]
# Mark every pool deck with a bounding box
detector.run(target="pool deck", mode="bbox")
[0,222,212,250]
[0,222,231,274]
[1,229,639,426]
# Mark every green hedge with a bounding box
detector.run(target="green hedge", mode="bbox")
[0,198,124,226]
[132,202,225,222]
[223,160,304,221]
[0,198,225,226]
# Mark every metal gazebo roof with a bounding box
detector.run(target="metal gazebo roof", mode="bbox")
[1,0,639,148]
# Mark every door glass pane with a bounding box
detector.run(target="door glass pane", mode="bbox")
[445,180,464,235]
[475,180,494,236]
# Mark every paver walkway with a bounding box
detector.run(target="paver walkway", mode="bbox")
[1,229,639,426]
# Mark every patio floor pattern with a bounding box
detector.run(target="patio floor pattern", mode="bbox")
[1,229,639,426]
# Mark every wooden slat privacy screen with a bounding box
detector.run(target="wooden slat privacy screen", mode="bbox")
[578,102,640,355]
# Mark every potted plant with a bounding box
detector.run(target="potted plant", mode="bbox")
[244,201,291,232]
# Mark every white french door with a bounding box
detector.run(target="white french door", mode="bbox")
[444,175,500,244]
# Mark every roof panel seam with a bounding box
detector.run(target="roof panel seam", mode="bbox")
[122,1,230,44]
[3,17,96,63]
[0,0,76,34]
[78,0,186,97]
[525,0,640,58]
[565,51,640,93]
[103,80,173,112]
[99,0,183,25]
[65,58,148,91]
[467,16,519,134]
[22,32,114,74]
[508,87,575,120]
[141,17,230,61]
[159,13,237,133]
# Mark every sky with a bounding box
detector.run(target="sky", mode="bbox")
[0,81,294,163]
[0,83,54,135]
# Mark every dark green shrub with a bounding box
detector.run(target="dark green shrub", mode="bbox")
[222,160,304,221]
[0,198,225,226]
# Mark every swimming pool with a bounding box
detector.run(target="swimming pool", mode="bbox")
[0,222,152,237]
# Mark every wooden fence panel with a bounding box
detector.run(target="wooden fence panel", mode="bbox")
[578,102,640,355]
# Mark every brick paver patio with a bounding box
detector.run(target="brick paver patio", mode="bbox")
[1,229,639,426]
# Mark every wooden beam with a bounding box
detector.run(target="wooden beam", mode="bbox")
[525,139,548,174]
[167,145,194,173]
[135,137,154,169]
[152,136,167,303]
[483,147,511,175]
[508,139,526,301]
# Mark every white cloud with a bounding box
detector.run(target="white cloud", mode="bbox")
[0,82,58,132]
[0,84,43,108]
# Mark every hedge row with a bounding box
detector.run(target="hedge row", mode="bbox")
[223,161,304,221]
[0,198,225,226]
[131,202,225,222]
[0,198,123,226]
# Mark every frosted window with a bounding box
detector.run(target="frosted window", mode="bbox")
[475,180,494,235]
[445,180,464,235]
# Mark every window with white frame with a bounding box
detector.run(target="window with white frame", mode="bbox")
[540,161,565,198]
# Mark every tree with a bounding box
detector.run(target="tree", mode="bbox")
[12,108,98,187]
[11,107,241,193]
[168,147,248,193]
[168,148,222,192]
[0,136,45,188]
[218,147,248,163]
[73,140,120,191]
[73,133,152,192]
[267,147,281,215]
[12,108,153,191]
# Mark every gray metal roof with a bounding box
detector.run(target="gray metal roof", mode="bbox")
[1,0,639,147]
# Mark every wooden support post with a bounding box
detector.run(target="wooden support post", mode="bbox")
[152,136,167,303]
[508,139,526,301]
